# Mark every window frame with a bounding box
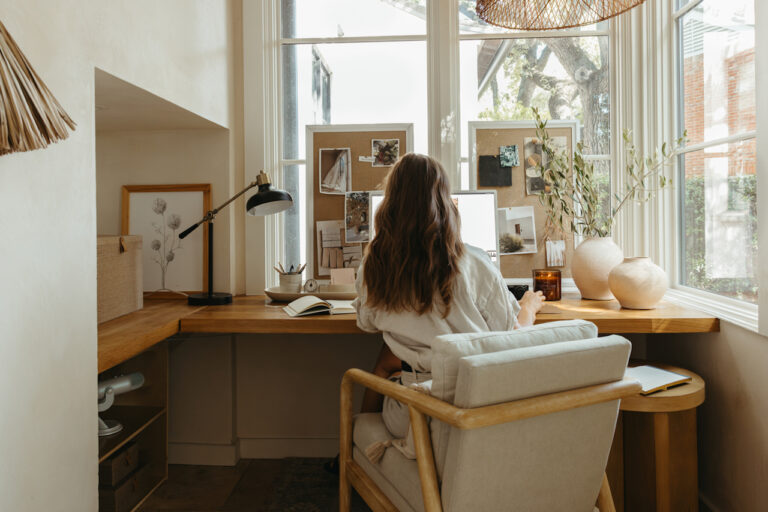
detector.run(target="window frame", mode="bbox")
[668,0,760,331]
[247,0,616,292]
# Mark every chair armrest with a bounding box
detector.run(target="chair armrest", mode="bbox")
[342,368,641,430]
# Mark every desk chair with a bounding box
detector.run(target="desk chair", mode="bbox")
[340,321,641,512]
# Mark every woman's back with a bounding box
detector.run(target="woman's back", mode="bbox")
[355,244,519,372]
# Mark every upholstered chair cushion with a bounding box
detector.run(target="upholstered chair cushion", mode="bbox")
[429,320,599,475]
[440,335,631,512]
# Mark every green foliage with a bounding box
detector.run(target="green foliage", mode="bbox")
[500,233,524,253]
[683,175,758,303]
[533,108,686,238]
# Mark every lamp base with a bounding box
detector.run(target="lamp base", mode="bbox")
[188,292,233,306]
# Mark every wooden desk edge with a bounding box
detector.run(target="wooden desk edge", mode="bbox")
[99,297,720,372]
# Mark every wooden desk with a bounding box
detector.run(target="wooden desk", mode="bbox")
[178,293,720,337]
[96,295,717,511]
[99,294,719,372]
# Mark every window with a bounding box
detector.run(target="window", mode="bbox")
[676,0,757,304]
[280,0,427,267]
[459,14,611,214]
[272,1,612,281]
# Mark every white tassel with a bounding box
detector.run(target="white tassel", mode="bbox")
[365,440,392,464]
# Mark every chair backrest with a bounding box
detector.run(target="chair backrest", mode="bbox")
[429,320,599,476]
[440,335,631,512]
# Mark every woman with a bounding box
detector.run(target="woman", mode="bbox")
[354,153,544,438]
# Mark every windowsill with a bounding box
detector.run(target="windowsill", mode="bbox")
[664,287,759,334]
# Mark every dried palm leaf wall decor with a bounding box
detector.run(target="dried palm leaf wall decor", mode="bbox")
[476,0,647,31]
[0,19,75,156]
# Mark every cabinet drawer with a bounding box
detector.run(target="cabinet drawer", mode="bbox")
[99,442,139,487]
[98,464,152,512]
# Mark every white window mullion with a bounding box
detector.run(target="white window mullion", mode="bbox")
[757,0,768,335]
[427,0,461,186]
[244,0,283,294]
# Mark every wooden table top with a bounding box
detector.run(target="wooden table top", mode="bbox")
[98,294,719,373]
[98,301,204,373]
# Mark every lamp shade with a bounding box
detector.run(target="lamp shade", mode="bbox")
[476,0,646,31]
[246,183,293,216]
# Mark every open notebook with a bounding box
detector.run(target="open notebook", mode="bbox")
[625,365,692,395]
[283,295,355,317]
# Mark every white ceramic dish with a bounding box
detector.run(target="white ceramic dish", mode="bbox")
[264,286,357,302]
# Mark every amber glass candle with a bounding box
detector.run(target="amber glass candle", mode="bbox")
[532,269,561,301]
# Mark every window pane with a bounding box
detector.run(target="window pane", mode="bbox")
[282,164,306,270]
[282,41,427,159]
[680,139,758,303]
[587,159,612,224]
[679,0,755,145]
[460,37,610,154]
[282,0,426,39]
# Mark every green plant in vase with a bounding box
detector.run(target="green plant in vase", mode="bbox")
[531,108,686,299]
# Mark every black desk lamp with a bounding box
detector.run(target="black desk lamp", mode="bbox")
[179,171,293,306]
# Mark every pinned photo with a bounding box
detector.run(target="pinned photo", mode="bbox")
[523,137,545,195]
[478,155,511,187]
[497,206,537,255]
[372,139,400,167]
[345,191,370,243]
[316,220,363,276]
[499,144,519,167]
[546,239,566,267]
[319,148,352,194]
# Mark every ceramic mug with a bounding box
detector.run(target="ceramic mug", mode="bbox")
[279,273,302,293]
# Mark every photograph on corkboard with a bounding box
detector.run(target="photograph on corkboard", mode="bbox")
[316,220,363,276]
[345,191,370,243]
[500,144,519,167]
[319,148,352,194]
[546,239,566,267]
[478,155,512,187]
[497,206,537,255]
[372,139,399,166]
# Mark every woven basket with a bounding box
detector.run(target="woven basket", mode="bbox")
[97,236,143,323]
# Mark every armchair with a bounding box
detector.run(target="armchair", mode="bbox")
[339,323,640,512]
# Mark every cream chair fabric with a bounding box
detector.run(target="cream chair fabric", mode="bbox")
[430,319,599,475]
[440,336,630,511]
[349,321,630,512]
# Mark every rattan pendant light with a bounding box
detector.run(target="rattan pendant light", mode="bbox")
[476,0,647,31]
[0,19,76,156]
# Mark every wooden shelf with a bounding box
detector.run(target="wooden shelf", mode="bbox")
[98,406,165,463]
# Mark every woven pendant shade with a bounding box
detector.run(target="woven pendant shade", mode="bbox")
[476,0,647,31]
[0,20,75,156]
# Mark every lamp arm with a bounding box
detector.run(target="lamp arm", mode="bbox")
[179,180,259,239]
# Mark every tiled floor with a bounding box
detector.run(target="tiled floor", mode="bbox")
[138,458,372,512]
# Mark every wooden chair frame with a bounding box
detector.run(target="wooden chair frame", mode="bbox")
[340,368,641,512]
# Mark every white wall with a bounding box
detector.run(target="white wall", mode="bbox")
[96,129,234,293]
[648,323,768,511]
[0,1,241,510]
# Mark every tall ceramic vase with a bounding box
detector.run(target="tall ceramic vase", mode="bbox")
[608,257,668,309]
[571,237,624,300]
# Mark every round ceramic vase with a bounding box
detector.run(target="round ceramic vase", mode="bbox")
[608,257,668,309]
[571,237,624,300]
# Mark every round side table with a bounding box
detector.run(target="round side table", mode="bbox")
[608,363,705,512]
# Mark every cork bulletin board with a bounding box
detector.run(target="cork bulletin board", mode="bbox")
[306,124,414,280]
[469,121,578,279]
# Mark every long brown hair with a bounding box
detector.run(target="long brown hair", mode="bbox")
[363,153,464,317]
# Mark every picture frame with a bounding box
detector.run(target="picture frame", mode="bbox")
[121,184,211,297]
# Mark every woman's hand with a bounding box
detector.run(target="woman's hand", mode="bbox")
[515,290,545,328]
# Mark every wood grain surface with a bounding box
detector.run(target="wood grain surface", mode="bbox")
[98,300,204,373]
[99,296,719,372]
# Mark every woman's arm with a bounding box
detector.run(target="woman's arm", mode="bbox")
[515,290,545,328]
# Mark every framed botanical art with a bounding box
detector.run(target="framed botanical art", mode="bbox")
[121,184,211,296]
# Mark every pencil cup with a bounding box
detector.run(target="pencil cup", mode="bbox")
[279,273,302,293]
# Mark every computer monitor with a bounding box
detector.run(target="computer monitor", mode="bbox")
[369,190,500,263]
